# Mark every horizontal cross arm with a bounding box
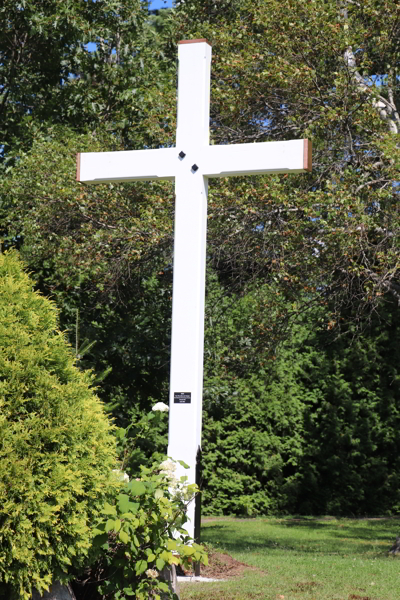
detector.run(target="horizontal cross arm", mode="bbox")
[77,147,177,184]
[200,139,311,178]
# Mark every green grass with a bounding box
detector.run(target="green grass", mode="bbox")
[180,517,400,600]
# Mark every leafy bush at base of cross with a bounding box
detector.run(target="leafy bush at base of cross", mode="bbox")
[76,464,207,600]
[0,250,120,600]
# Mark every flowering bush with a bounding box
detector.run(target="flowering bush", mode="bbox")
[79,462,207,600]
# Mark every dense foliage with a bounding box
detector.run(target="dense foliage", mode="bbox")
[0,0,176,168]
[0,251,119,600]
[74,461,207,600]
[296,302,400,516]
[200,276,305,515]
[0,0,399,528]
[202,284,400,516]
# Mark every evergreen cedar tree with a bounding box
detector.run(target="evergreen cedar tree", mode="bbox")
[0,251,119,600]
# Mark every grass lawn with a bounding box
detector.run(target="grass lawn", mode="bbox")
[180,517,400,600]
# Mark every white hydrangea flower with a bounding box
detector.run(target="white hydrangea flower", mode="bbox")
[160,458,176,475]
[152,402,169,412]
[112,469,130,482]
[160,458,178,488]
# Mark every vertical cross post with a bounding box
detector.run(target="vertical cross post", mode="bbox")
[167,40,212,537]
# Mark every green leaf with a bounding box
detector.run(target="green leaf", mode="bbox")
[93,533,108,548]
[146,551,156,562]
[117,494,131,513]
[114,519,121,532]
[105,519,115,533]
[119,530,129,544]
[167,539,178,551]
[120,502,139,516]
[128,480,146,496]
[123,587,135,596]
[178,460,190,469]
[156,558,165,571]
[102,503,117,516]
[135,559,148,575]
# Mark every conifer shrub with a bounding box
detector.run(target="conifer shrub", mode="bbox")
[0,251,120,600]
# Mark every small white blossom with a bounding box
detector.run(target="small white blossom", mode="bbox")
[152,402,169,412]
[160,458,176,473]
[146,569,158,579]
[112,469,130,482]
[160,458,178,487]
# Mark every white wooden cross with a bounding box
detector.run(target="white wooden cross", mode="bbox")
[77,39,311,538]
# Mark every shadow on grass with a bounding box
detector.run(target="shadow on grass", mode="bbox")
[286,518,398,544]
[283,518,397,540]
[200,518,396,558]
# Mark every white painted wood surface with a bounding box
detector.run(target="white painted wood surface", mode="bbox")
[78,139,310,183]
[77,39,311,539]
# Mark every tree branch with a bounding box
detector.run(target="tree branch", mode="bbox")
[343,47,399,134]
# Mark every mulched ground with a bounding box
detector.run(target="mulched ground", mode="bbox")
[182,549,258,579]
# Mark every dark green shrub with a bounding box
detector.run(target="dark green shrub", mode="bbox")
[0,251,119,600]
[295,303,400,516]
[201,276,305,516]
[202,373,304,516]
